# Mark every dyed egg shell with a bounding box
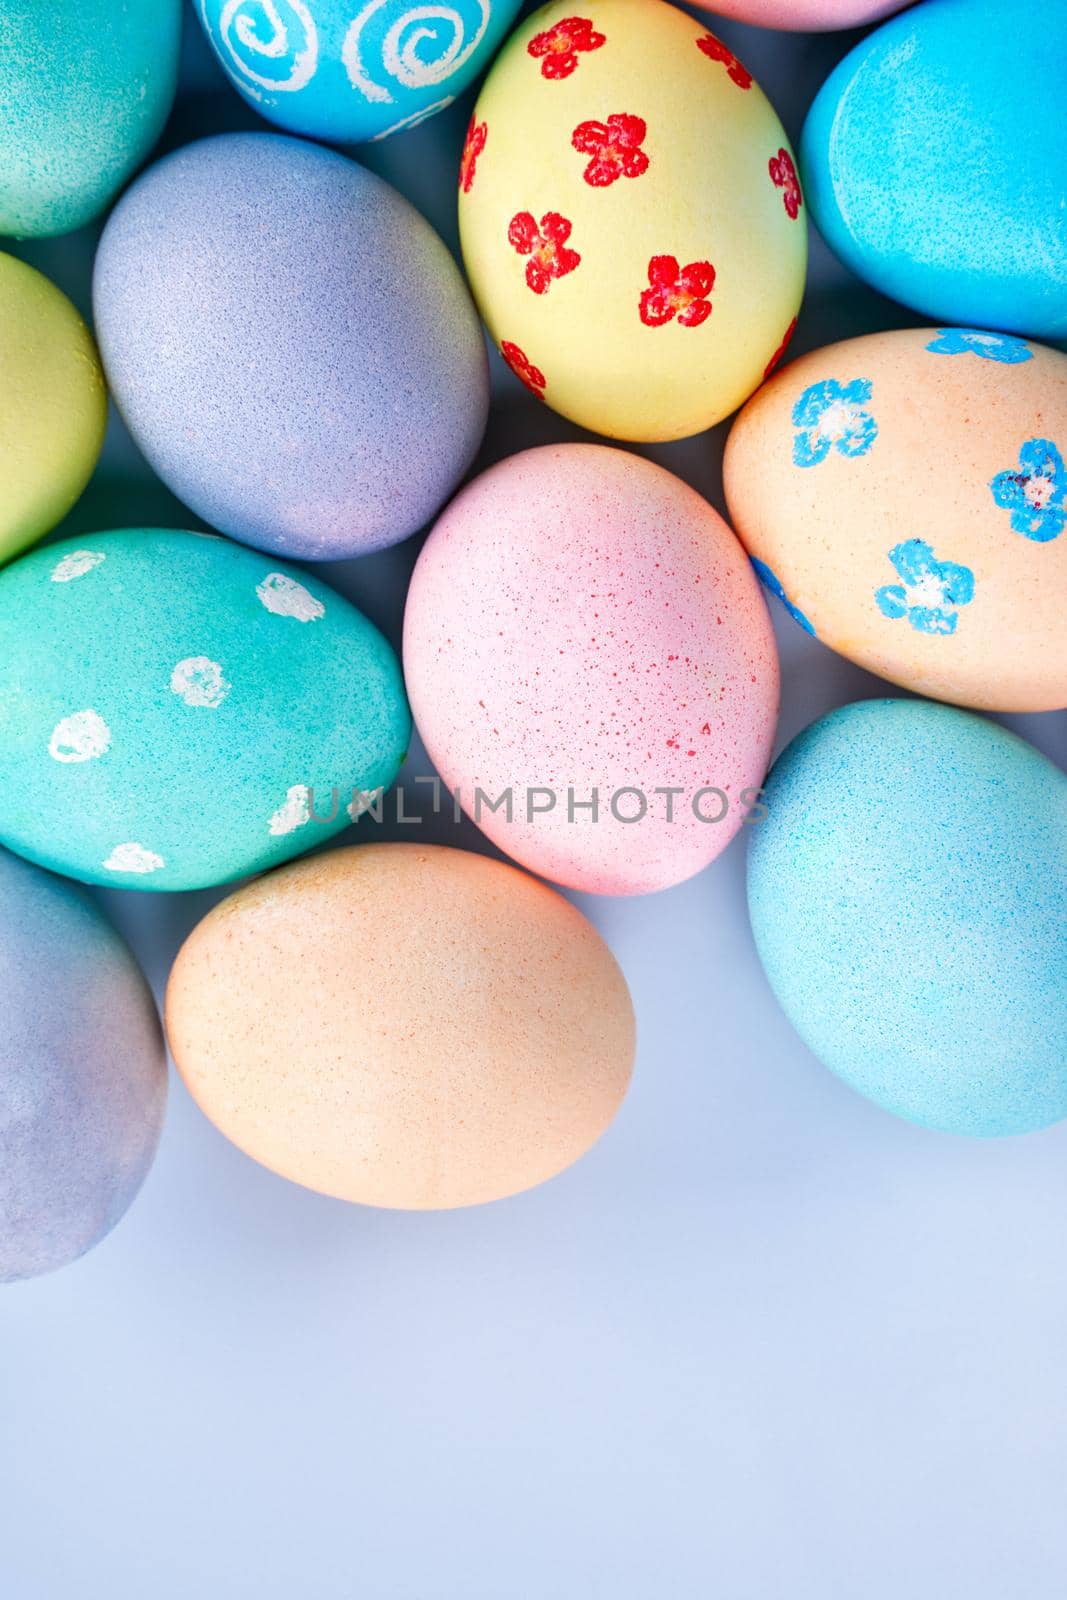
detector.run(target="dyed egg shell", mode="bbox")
[748,700,1067,1137]
[724,328,1067,713]
[691,0,906,27]
[404,446,779,896]
[458,0,805,442]
[166,843,635,1209]
[0,847,166,1281]
[0,0,180,238]
[197,0,523,144]
[0,530,410,891]
[800,0,1067,338]
[0,254,106,567]
[93,133,488,560]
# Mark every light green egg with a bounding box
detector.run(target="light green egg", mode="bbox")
[0,0,182,237]
[0,529,411,890]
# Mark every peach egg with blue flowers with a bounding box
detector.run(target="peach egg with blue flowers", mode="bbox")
[458,0,806,442]
[724,327,1067,713]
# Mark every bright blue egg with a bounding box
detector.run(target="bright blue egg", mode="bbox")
[93,133,488,561]
[800,0,1067,339]
[195,1,523,144]
[0,847,166,1281]
[0,0,181,238]
[748,699,1067,1137]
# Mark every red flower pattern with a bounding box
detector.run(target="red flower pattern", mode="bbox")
[508,211,582,294]
[769,148,803,220]
[528,16,606,80]
[696,33,752,90]
[459,117,487,195]
[763,316,798,378]
[501,341,547,399]
[571,113,649,187]
[639,256,716,329]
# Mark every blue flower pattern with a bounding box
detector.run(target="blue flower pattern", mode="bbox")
[989,438,1065,543]
[926,329,1033,364]
[875,540,976,635]
[792,378,878,467]
[751,558,816,637]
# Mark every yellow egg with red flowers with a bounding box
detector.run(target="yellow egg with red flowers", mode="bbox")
[458,0,806,443]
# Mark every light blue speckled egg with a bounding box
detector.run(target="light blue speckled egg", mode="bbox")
[748,699,1067,1137]
[0,0,181,239]
[0,846,166,1282]
[800,0,1067,339]
[93,133,489,560]
[0,529,411,891]
[195,0,522,144]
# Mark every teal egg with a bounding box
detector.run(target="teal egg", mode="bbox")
[0,530,410,890]
[800,0,1067,339]
[748,700,1067,1137]
[0,0,181,238]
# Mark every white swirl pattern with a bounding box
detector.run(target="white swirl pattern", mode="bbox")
[342,1,491,105]
[205,0,319,97]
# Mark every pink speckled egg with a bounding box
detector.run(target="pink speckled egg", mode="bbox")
[403,445,779,896]
[691,0,906,28]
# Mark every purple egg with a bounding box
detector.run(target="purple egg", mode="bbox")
[0,848,166,1282]
[92,133,489,560]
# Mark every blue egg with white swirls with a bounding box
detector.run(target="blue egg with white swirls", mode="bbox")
[196,0,523,144]
[0,846,166,1282]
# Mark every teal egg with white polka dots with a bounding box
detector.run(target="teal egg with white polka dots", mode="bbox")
[0,530,410,890]
[748,699,1067,1137]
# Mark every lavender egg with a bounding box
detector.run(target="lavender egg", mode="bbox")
[92,133,489,560]
[0,848,166,1282]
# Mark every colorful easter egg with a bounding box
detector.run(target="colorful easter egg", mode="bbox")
[748,700,1067,1137]
[691,0,906,27]
[93,133,488,560]
[724,327,1067,713]
[0,254,107,567]
[800,0,1067,338]
[196,0,523,144]
[166,843,635,1209]
[458,0,806,442]
[0,0,181,238]
[0,846,166,1281]
[0,529,410,891]
[404,446,778,896]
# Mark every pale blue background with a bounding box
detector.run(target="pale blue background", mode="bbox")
[3,6,1067,1597]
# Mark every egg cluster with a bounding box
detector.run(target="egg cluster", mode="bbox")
[0,0,1064,1282]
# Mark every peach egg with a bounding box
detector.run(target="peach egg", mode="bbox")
[165,843,635,1210]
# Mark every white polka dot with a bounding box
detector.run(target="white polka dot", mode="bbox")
[50,550,106,583]
[49,709,111,763]
[269,784,312,836]
[103,843,165,875]
[256,573,325,622]
[347,787,384,821]
[170,657,230,708]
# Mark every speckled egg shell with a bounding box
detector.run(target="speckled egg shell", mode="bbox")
[93,133,489,560]
[724,327,1067,713]
[166,843,635,1209]
[0,529,410,891]
[691,0,906,28]
[0,847,166,1281]
[196,0,523,144]
[403,446,779,896]
[800,0,1067,338]
[0,0,181,238]
[458,0,806,442]
[0,254,107,567]
[748,700,1067,1137]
